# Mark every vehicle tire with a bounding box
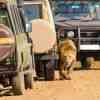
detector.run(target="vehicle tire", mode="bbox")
[24,72,34,89]
[81,57,94,68]
[80,57,87,68]
[25,50,34,89]
[44,61,55,81]
[86,57,94,68]
[12,72,25,95]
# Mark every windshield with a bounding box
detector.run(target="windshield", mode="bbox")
[55,1,100,20]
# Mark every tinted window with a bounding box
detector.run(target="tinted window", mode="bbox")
[56,3,89,14]
[23,4,42,22]
[22,4,42,32]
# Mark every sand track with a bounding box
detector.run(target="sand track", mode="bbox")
[0,67,100,100]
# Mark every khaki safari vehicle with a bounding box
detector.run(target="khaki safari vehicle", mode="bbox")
[18,0,57,80]
[0,0,34,95]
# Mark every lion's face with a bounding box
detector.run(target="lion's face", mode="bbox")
[61,51,75,67]
[59,40,76,67]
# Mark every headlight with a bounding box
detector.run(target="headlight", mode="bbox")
[67,31,74,38]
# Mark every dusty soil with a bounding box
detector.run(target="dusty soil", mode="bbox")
[0,62,100,100]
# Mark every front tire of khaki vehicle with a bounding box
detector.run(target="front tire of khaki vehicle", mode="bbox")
[25,72,34,89]
[24,51,34,89]
[12,72,25,95]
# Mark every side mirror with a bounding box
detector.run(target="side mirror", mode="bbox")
[25,23,32,33]
[29,19,56,53]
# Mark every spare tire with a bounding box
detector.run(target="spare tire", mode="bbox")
[30,19,56,53]
[0,24,15,61]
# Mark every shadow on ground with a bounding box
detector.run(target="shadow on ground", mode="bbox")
[74,67,100,71]
[0,89,14,96]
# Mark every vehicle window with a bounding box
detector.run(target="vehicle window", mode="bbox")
[55,1,100,20]
[0,3,11,27]
[22,4,42,32]
[23,4,42,22]
[56,3,89,14]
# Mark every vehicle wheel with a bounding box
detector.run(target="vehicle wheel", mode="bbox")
[86,57,94,68]
[80,57,87,68]
[25,73,34,89]
[45,61,55,81]
[25,51,34,89]
[80,57,94,68]
[12,72,25,95]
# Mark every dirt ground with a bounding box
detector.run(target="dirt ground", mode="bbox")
[0,62,100,100]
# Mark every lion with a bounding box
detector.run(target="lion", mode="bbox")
[58,39,77,80]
